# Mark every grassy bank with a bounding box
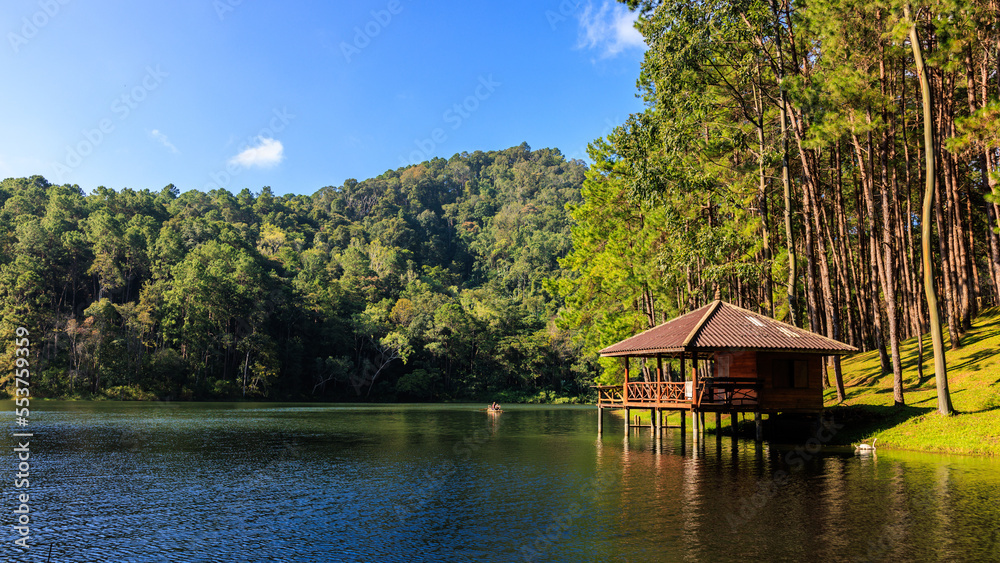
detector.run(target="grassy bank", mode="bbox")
[825,307,1000,456]
[602,308,1000,456]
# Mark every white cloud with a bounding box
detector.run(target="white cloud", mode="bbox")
[577,2,645,58]
[229,136,284,168]
[150,129,179,154]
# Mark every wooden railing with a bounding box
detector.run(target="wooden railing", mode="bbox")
[596,385,623,405]
[701,378,762,407]
[626,381,690,403]
[597,379,762,408]
[595,382,691,406]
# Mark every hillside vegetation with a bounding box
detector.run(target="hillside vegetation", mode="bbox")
[0,144,598,402]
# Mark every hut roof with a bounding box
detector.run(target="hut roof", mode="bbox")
[599,300,858,357]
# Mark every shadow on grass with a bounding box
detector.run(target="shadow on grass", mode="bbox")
[898,348,935,386]
[825,404,936,445]
[953,308,1000,348]
[847,351,929,389]
[964,404,1000,414]
[955,330,989,348]
[950,348,997,372]
[847,366,889,388]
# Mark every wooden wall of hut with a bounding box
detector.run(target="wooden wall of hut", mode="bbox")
[755,352,824,413]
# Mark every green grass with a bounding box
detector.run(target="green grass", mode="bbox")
[826,307,1000,456]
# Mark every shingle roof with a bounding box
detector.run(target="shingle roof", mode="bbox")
[599,300,857,357]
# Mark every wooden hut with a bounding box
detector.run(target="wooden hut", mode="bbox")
[595,300,857,440]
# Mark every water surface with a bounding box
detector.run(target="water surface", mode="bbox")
[2,402,998,562]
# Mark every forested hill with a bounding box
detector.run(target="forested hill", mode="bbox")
[0,144,597,401]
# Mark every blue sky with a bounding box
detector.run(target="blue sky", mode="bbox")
[1,1,647,196]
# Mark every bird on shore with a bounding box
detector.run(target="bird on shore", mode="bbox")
[855,437,877,452]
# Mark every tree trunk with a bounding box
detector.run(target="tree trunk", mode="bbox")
[981,49,1000,303]
[906,4,952,416]
[754,80,775,319]
[781,102,797,326]
[851,131,891,373]
[801,180,821,337]
[768,0,798,327]
[834,144,863,348]
[876,47,905,405]
[806,149,847,401]
[930,67,963,349]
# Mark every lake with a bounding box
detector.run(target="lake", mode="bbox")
[2,402,999,562]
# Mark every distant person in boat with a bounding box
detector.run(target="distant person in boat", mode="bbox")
[489,402,501,411]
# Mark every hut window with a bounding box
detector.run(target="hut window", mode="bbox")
[773,359,809,388]
[793,360,808,387]
[716,353,732,378]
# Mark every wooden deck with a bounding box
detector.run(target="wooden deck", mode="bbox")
[596,378,763,412]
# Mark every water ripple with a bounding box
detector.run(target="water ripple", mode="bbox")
[2,403,999,562]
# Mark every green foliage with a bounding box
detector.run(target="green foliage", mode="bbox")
[0,145,594,401]
[395,368,441,400]
[573,0,1000,411]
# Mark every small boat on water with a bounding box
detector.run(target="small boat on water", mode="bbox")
[487,408,503,414]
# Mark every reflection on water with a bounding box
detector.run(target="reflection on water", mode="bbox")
[1,402,998,562]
